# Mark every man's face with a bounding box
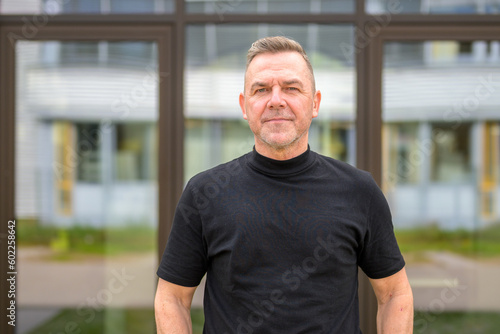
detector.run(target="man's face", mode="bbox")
[239,51,321,157]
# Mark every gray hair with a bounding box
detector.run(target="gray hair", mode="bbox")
[245,36,316,92]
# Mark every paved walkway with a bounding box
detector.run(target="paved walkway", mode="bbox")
[18,247,205,308]
[16,247,499,332]
[406,251,500,311]
[17,247,205,333]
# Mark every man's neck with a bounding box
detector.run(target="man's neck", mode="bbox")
[254,141,308,161]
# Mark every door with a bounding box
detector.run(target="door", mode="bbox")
[0,25,175,334]
[373,26,500,333]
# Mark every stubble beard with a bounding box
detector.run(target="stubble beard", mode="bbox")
[256,122,309,153]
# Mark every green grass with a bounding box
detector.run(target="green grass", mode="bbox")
[191,307,205,334]
[395,223,500,258]
[17,219,155,259]
[26,308,156,334]
[414,311,500,334]
[26,307,204,334]
[28,308,500,334]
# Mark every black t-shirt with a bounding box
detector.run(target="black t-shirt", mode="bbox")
[157,148,405,333]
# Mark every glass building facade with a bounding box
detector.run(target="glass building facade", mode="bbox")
[1,1,499,333]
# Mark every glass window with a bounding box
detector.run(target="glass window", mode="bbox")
[110,0,155,13]
[0,0,174,14]
[115,123,157,181]
[366,0,500,14]
[383,122,420,185]
[185,24,356,182]
[76,123,102,183]
[53,121,76,215]
[382,40,500,332]
[430,123,472,183]
[62,0,101,13]
[15,40,159,333]
[186,0,354,14]
[481,122,500,218]
[59,42,100,65]
[57,41,155,67]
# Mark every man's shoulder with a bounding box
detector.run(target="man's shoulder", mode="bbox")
[186,152,250,189]
[312,151,373,182]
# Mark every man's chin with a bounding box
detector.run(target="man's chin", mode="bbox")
[260,136,299,150]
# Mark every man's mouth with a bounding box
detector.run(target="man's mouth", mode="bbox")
[265,118,291,123]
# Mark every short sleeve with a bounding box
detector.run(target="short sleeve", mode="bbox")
[156,181,208,287]
[358,178,405,279]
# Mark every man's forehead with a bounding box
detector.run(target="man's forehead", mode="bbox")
[248,51,307,70]
[245,52,310,84]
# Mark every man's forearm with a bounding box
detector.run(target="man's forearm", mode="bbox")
[377,293,414,333]
[155,299,193,334]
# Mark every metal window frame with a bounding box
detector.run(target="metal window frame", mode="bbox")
[1,0,500,332]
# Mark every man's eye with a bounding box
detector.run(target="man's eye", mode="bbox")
[287,87,298,91]
[256,88,267,93]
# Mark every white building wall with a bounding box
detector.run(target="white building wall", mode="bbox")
[16,41,43,219]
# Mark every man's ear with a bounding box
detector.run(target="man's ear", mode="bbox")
[239,93,248,120]
[312,90,321,118]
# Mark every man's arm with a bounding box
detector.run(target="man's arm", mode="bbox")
[155,277,198,334]
[369,267,414,333]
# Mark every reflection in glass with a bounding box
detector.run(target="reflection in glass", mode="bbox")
[382,41,500,332]
[0,0,174,14]
[367,0,500,14]
[16,41,158,333]
[384,122,419,185]
[430,123,472,183]
[186,0,354,14]
[184,24,356,182]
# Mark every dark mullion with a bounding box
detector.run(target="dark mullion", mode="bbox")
[157,24,176,263]
[184,13,357,24]
[1,13,499,26]
[0,13,358,25]
[375,13,500,25]
[0,14,357,25]
[367,36,384,187]
[0,24,18,334]
[2,24,173,42]
[156,0,186,261]
[0,14,177,24]
[356,0,365,16]
[354,1,380,333]
[380,23,500,41]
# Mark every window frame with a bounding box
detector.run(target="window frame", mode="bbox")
[1,1,500,333]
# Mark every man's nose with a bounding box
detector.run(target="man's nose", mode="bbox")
[267,87,286,109]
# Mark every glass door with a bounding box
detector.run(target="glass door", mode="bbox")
[382,39,500,333]
[13,37,165,333]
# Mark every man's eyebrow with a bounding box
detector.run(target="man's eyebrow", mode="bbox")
[249,81,267,91]
[283,79,304,87]
[249,79,303,91]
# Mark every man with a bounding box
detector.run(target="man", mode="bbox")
[155,36,413,333]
